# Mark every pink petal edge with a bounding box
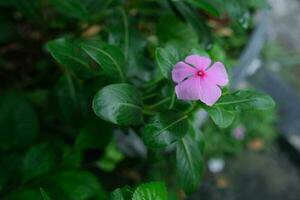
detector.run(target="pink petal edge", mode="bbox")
[185,55,211,70]
[172,61,197,83]
[175,76,201,100]
[206,61,228,86]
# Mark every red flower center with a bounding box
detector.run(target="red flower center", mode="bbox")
[196,70,205,77]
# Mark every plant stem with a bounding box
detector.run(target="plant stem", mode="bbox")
[148,97,171,109]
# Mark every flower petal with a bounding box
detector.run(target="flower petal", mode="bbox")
[185,55,211,70]
[199,78,221,106]
[175,76,201,100]
[206,61,228,86]
[172,61,197,83]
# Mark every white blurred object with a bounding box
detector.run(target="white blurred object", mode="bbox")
[208,158,225,173]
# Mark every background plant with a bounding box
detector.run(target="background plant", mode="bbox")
[0,0,274,199]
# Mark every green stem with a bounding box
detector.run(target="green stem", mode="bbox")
[142,93,158,100]
[168,91,176,109]
[148,97,171,109]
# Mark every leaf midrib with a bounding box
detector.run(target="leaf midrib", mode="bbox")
[155,115,188,136]
[215,98,257,106]
[83,44,125,82]
[181,138,196,181]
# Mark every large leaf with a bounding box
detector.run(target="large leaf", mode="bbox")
[155,47,179,80]
[176,135,204,194]
[132,182,167,200]
[215,90,275,111]
[47,38,98,79]
[93,83,143,126]
[22,143,56,182]
[0,93,38,150]
[80,40,126,82]
[205,106,236,128]
[143,111,189,148]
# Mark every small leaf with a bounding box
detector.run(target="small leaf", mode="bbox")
[110,186,132,200]
[22,143,56,182]
[205,106,236,128]
[185,0,220,17]
[215,90,275,111]
[47,38,98,79]
[143,111,189,148]
[132,182,167,200]
[80,40,126,82]
[93,83,143,126]
[176,135,204,194]
[96,139,124,172]
[40,188,51,200]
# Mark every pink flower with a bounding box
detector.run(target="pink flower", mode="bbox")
[172,55,228,106]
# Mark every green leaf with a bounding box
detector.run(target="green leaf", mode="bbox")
[44,170,106,200]
[49,0,90,21]
[22,143,56,182]
[143,111,189,148]
[0,93,38,150]
[40,188,51,200]
[185,0,220,17]
[93,83,143,126]
[215,90,275,111]
[155,47,178,80]
[132,182,167,200]
[157,15,198,46]
[47,38,98,79]
[205,106,236,128]
[80,40,126,82]
[75,117,112,150]
[96,139,124,172]
[110,186,132,200]
[176,135,204,194]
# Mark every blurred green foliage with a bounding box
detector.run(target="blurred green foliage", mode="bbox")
[0,0,274,199]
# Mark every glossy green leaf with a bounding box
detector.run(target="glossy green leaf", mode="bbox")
[185,0,220,17]
[215,90,275,111]
[155,47,179,80]
[93,83,143,126]
[110,186,132,200]
[80,40,126,82]
[176,135,204,194]
[143,111,189,148]
[0,93,38,150]
[49,0,90,21]
[132,182,167,200]
[205,106,236,128]
[22,143,56,182]
[47,38,98,79]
